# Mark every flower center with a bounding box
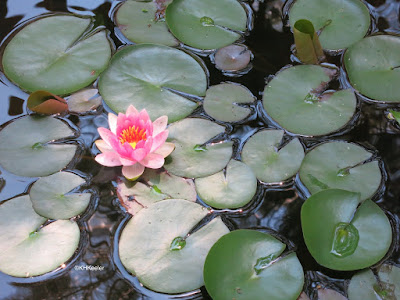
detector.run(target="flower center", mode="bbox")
[119,126,147,149]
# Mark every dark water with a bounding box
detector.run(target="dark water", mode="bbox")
[0,0,400,299]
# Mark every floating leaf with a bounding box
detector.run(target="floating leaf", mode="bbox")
[214,44,251,71]
[195,160,257,209]
[119,199,229,293]
[344,35,400,102]
[289,0,370,51]
[299,141,382,200]
[241,129,304,183]
[388,110,400,125]
[67,88,102,113]
[318,289,347,300]
[2,15,112,95]
[27,90,68,115]
[203,83,255,122]
[301,189,392,271]
[204,229,304,300]
[164,118,233,178]
[165,0,247,50]
[293,19,324,64]
[29,172,91,219]
[0,116,78,177]
[0,195,80,277]
[99,44,206,123]
[262,65,356,136]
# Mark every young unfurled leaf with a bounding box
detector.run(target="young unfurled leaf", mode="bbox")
[293,19,325,64]
[27,90,68,115]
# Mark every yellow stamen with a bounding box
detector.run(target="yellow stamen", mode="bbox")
[119,126,147,149]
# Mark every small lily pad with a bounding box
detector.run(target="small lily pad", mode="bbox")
[99,44,206,123]
[299,141,382,200]
[262,65,357,136]
[67,88,102,113]
[165,0,247,50]
[27,90,68,115]
[0,195,80,277]
[0,116,78,177]
[29,172,91,219]
[203,83,255,122]
[164,118,233,178]
[195,160,257,209]
[214,44,252,72]
[289,0,370,51]
[344,35,400,102]
[241,129,304,183]
[2,15,112,95]
[115,0,179,47]
[204,229,304,300]
[119,199,229,294]
[301,189,392,271]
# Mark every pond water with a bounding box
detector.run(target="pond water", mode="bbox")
[0,0,400,299]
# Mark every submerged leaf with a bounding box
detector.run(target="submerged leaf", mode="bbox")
[67,88,102,113]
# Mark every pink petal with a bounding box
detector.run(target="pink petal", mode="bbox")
[95,152,122,167]
[108,113,117,134]
[95,139,113,153]
[126,105,139,116]
[98,127,120,149]
[154,142,175,158]
[150,130,169,152]
[139,109,150,123]
[152,116,168,136]
[119,156,137,166]
[140,153,164,169]
[122,164,145,180]
[132,148,148,162]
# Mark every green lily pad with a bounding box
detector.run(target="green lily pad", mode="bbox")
[241,129,304,183]
[99,44,206,123]
[29,172,91,219]
[262,65,356,136]
[204,229,304,300]
[165,0,247,50]
[115,0,179,47]
[299,141,382,201]
[117,169,196,215]
[164,118,233,178]
[301,189,392,271]
[195,160,257,209]
[289,0,370,51]
[0,116,78,177]
[388,109,400,125]
[203,83,255,122]
[344,35,400,102]
[2,15,111,95]
[0,195,80,277]
[119,199,229,294]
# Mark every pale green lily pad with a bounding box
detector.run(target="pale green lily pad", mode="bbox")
[344,35,400,102]
[29,172,91,219]
[119,199,229,294]
[2,15,111,95]
[117,169,196,215]
[165,0,247,50]
[195,160,257,209]
[203,83,255,122]
[299,141,382,201]
[289,0,370,51]
[115,0,179,47]
[262,65,356,136]
[348,264,400,300]
[301,189,392,271]
[0,195,80,277]
[204,229,304,300]
[388,109,400,125]
[0,116,78,177]
[98,44,206,123]
[164,118,233,178]
[241,129,304,183]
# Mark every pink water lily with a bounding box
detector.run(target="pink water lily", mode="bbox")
[95,105,174,180]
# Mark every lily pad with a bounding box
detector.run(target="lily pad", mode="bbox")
[262,65,357,136]
[0,195,80,277]
[203,83,255,122]
[195,160,257,209]
[299,141,382,200]
[115,0,179,47]
[241,129,304,183]
[98,44,206,122]
[67,88,102,113]
[388,109,400,125]
[348,264,400,300]
[289,0,370,51]
[344,35,400,102]
[119,199,229,294]
[204,229,304,300]
[117,169,196,215]
[2,15,112,95]
[214,44,252,72]
[0,116,78,177]
[301,189,392,271]
[29,172,91,219]
[164,118,233,178]
[165,0,247,50]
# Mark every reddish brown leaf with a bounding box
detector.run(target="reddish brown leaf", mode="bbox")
[27,90,68,115]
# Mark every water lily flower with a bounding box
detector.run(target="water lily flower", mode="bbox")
[95,105,174,180]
